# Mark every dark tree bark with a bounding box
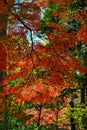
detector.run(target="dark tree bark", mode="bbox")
[69,100,76,130]
[81,74,87,129]
[37,102,43,127]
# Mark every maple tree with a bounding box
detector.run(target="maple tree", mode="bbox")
[0,0,87,130]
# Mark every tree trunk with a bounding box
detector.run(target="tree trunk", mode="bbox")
[81,75,87,129]
[69,100,76,130]
[81,87,85,105]
[37,102,42,127]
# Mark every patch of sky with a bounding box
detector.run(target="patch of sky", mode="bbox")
[15,0,23,4]
[27,31,47,46]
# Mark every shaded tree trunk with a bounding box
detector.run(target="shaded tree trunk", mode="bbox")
[81,87,85,105]
[37,102,43,127]
[69,100,76,130]
[81,75,87,129]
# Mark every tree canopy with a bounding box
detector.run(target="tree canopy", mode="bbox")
[0,0,87,130]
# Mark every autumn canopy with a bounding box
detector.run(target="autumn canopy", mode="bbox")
[0,0,87,129]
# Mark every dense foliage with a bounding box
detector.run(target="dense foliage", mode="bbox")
[0,0,87,130]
